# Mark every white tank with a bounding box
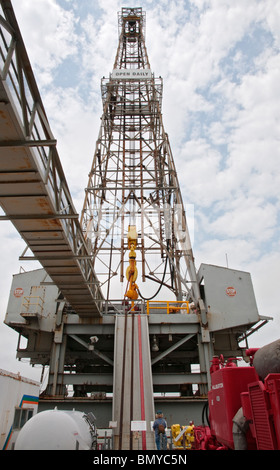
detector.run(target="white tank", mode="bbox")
[15,408,95,450]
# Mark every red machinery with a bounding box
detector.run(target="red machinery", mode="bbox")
[194,340,280,450]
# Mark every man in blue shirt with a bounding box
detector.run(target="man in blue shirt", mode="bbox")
[153,411,167,450]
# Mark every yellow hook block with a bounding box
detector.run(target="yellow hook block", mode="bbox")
[125,225,139,300]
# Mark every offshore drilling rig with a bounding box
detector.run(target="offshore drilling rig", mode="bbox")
[0,3,271,450]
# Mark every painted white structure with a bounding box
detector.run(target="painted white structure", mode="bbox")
[0,369,40,450]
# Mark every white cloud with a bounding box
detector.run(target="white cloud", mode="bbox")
[195,237,260,270]
[43,86,102,212]
[12,0,79,86]
[245,251,280,347]
[208,197,278,240]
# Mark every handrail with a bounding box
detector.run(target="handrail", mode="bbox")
[147,300,190,315]
[21,296,44,316]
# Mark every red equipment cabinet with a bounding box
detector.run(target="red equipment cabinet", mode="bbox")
[241,373,280,450]
[208,363,258,449]
[265,374,280,449]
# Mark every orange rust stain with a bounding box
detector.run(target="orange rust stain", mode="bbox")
[36,197,53,213]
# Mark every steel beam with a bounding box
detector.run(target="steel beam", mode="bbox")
[151,334,196,365]
[69,334,114,366]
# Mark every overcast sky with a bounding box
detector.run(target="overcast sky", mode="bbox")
[0,0,280,382]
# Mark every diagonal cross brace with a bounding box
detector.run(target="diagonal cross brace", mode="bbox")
[151,333,195,366]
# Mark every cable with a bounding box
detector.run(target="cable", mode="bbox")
[137,254,168,301]
[202,402,210,427]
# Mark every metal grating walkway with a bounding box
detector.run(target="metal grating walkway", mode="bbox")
[0,0,103,317]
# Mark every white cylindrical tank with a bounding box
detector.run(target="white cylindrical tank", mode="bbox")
[15,408,95,450]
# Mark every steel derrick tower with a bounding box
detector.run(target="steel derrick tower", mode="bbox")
[80,8,199,308]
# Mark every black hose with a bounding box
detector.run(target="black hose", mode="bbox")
[137,254,168,301]
[202,402,210,427]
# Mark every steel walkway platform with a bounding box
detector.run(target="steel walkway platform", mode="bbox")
[0,1,103,317]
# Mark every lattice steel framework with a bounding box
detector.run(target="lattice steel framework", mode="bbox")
[81,8,200,306]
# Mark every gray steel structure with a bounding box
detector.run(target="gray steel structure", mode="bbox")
[80,8,200,305]
[0,3,270,449]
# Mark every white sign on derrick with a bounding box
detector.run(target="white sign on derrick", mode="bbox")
[111,69,152,80]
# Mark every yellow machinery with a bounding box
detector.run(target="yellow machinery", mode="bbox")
[125,225,139,303]
[171,423,195,449]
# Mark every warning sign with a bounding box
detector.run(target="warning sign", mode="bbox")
[131,420,147,431]
[226,286,236,297]
[14,287,24,298]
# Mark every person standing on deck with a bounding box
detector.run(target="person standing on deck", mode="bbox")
[153,411,167,450]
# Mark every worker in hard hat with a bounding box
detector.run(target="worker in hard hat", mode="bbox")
[153,411,167,450]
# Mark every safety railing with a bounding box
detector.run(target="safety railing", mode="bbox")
[21,296,44,318]
[102,299,190,315]
[146,300,190,315]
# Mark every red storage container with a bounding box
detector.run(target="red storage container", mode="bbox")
[208,366,258,449]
